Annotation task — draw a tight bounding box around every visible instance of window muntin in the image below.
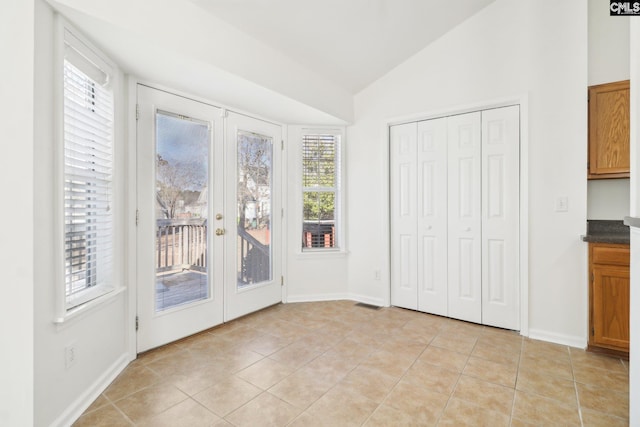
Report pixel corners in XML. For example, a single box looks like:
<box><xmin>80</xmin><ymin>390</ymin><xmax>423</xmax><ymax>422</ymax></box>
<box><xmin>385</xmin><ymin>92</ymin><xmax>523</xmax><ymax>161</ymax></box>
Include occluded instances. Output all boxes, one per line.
<box><xmin>63</xmin><ymin>31</ymin><xmax>115</xmax><ymax>310</ymax></box>
<box><xmin>302</xmin><ymin>133</ymin><xmax>341</xmax><ymax>250</ymax></box>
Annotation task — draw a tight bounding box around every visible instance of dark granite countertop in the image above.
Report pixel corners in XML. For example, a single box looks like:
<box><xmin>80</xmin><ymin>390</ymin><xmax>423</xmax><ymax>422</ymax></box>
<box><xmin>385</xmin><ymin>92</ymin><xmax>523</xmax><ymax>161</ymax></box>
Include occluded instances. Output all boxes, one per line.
<box><xmin>582</xmin><ymin>220</ymin><xmax>630</xmax><ymax>244</ymax></box>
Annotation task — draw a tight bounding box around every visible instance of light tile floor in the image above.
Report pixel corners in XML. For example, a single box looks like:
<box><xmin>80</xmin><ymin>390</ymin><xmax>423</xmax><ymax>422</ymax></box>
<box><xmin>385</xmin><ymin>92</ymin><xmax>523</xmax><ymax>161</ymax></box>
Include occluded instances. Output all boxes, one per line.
<box><xmin>74</xmin><ymin>301</ymin><xmax>630</xmax><ymax>426</ymax></box>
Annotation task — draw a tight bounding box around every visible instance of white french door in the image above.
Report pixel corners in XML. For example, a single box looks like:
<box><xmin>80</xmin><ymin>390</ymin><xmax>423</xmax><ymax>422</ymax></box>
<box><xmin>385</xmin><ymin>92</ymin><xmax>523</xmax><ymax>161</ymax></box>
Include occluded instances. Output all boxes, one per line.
<box><xmin>136</xmin><ymin>86</ymin><xmax>283</xmax><ymax>352</ymax></box>
<box><xmin>224</xmin><ymin>111</ymin><xmax>283</xmax><ymax>321</ymax></box>
<box><xmin>136</xmin><ymin>85</ymin><xmax>224</xmax><ymax>352</ymax></box>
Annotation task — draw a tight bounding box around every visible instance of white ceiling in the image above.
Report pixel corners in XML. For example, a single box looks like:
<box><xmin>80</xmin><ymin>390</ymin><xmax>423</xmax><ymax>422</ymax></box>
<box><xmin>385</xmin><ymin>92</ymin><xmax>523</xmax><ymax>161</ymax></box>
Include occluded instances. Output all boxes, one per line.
<box><xmin>190</xmin><ymin>0</ymin><xmax>496</xmax><ymax>93</ymax></box>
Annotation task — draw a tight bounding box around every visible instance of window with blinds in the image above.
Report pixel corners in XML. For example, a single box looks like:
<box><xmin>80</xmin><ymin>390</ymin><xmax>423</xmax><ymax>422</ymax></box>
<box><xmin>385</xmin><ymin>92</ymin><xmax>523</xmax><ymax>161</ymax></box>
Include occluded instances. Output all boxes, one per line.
<box><xmin>63</xmin><ymin>30</ymin><xmax>115</xmax><ymax>309</ymax></box>
<box><xmin>302</xmin><ymin>133</ymin><xmax>340</xmax><ymax>249</ymax></box>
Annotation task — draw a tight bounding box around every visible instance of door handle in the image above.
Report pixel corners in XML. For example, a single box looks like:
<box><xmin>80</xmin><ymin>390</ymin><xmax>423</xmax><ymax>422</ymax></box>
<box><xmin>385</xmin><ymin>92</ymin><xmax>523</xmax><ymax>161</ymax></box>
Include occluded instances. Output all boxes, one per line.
<box><xmin>215</xmin><ymin>228</ymin><xmax>225</xmax><ymax>236</ymax></box>
<box><xmin>216</xmin><ymin>213</ymin><xmax>223</xmax><ymax>220</ymax></box>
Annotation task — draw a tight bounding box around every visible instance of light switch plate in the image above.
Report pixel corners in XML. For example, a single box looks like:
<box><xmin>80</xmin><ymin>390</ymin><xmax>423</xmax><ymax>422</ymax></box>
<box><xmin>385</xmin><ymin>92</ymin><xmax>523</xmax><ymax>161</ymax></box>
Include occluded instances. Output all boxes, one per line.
<box><xmin>555</xmin><ymin>196</ymin><xmax>569</xmax><ymax>212</ymax></box>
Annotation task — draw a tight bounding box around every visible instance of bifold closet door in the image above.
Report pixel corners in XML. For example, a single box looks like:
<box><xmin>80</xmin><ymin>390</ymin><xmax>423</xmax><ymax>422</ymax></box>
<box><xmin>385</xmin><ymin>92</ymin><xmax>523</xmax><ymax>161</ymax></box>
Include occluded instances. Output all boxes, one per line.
<box><xmin>417</xmin><ymin>118</ymin><xmax>448</xmax><ymax>315</ymax></box>
<box><xmin>481</xmin><ymin>105</ymin><xmax>520</xmax><ymax>330</ymax></box>
<box><xmin>447</xmin><ymin>112</ymin><xmax>482</xmax><ymax>324</ymax></box>
<box><xmin>390</xmin><ymin>122</ymin><xmax>418</xmax><ymax>310</ymax></box>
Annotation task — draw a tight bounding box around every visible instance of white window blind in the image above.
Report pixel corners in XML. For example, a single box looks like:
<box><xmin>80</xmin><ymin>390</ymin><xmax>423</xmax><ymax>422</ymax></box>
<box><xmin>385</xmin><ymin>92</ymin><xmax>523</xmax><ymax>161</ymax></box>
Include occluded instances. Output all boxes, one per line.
<box><xmin>302</xmin><ymin>133</ymin><xmax>341</xmax><ymax>249</ymax></box>
<box><xmin>63</xmin><ymin>35</ymin><xmax>114</xmax><ymax>309</ymax></box>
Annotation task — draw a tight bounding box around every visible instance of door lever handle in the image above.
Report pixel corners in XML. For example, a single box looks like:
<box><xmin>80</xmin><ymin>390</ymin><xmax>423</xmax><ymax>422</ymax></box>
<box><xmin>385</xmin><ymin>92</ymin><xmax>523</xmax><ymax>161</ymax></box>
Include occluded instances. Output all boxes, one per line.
<box><xmin>215</xmin><ymin>228</ymin><xmax>225</xmax><ymax>236</ymax></box>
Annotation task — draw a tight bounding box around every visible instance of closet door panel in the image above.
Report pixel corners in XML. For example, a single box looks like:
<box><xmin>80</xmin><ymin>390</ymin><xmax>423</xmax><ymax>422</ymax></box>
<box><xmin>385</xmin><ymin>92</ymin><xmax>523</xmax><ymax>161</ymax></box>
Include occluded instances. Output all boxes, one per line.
<box><xmin>390</xmin><ymin>122</ymin><xmax>418</xmax><ymax>310</ymax></box>
<box><xmin>417</xmin><ymin>118</ymin><xmax>448</xmax><ymax>315</ymax></box>
<box><xmin>447</xmin><ymin>112</ymin><xmax>482</xmax><ymax>324</ymax></box>
<box><xmin>481</xmin><ymin>106</ymin><xmax>520</xmax><ymax>330</ymax></box>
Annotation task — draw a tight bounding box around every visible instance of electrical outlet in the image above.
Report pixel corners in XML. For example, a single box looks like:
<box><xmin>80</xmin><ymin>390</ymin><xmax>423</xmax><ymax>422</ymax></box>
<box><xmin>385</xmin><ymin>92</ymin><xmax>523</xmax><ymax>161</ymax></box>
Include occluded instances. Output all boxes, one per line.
<box><xmin>65</xmin><ymin>343</ymin><xmax>77</xmax><ymax>369</ymax></box>
<box><xmin>374</xmin><ymin>270</ymin><xmax>381</xmax><ymax>280</ymax></box>
<box><xmin>555</xmin><ymin>196</ymin><xmax>568</xmax><ymax>212</ymax></box>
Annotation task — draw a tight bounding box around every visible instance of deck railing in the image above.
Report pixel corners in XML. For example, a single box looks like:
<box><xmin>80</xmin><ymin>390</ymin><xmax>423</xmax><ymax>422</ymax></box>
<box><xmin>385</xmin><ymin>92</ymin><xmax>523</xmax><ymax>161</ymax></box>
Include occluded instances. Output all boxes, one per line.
<box><xmin>156</xmin><ymin>218</ymin><xmax>207</xmax><ymax>273</ymax></box>
<box><xmin>238</xmin><ymin>226</ymin><xmax>270</xmax><ymax>285</ymax></box>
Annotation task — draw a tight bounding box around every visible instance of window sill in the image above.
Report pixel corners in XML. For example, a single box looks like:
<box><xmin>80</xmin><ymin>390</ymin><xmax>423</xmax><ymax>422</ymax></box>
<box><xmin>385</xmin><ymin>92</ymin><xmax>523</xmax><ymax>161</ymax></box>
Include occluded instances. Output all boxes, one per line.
<box><xmin>54</xmin><ymin>286</ymin><xmax>126</xmax><ymax>327</ymax></box>
<box><xmin>296</xmin><ymin>249</ymin><xmax>349</xmax><ymax>260</ymax></box>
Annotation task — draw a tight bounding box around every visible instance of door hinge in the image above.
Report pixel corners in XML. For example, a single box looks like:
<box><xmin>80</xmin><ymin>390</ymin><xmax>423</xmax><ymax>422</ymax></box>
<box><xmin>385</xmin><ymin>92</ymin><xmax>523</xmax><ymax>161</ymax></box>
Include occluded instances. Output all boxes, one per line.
<box><xmin>590</xmin><ymin>273</ymin><xmax>594</xmax><ymax>282</ymax></box>
<box><xmin>281</xmin><ymin>208</ymin><xmax>284</xmax><ymax>218</ymax></box>
<box><xmin>281</xmin><ymin>140</ymin><xmax>284</xmax><ymax>150</ymax></box>
<box><xmin>136</xmin><ymin>316</ymin><xmax>139</xmax><ymax>331</ymax></box>
<box><xmin>136</xmin><ymin>209</ymin><xmax>139</xmax><ymax>226</ymax></box>
<box><xmin>281</xmin><ymin>276</ymin><xmax>284</xmax><ymax>287</ymax></box>
<box><xmin>591</xmin><ymin>326</ymin><xmax>594</xmax><ymax>336</ymax></box>
<box><xmin>136</xmin><ymin>104</ymin><xmax>139</xmax><ymax>121</ymax></box>
<box><xmin>221</xmin><ymin>108</ymin><xmax>228</xmax><ymax>118</ymax></box>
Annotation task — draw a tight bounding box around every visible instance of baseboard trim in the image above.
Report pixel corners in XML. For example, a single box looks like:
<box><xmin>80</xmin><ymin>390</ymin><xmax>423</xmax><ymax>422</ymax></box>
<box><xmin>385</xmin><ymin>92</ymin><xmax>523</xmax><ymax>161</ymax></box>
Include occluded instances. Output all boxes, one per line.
<box><xmin>285</xmin><ymin>293</ymin><xmax>386</xmax><ymax>308</ymax></box>
<box><xmin>528</xmin><ymin>328</ymin><xmax>587</xmax><ymax>349</ymax></box>
<box><xmin>286</xmin><ymin>293</ymin><xmax>351</xmax><ymax>303</ymax></box>
<box><xmin>51</xmin><ymin>353</ymin><xmax>130</xmax><ymax>427</ymax></box>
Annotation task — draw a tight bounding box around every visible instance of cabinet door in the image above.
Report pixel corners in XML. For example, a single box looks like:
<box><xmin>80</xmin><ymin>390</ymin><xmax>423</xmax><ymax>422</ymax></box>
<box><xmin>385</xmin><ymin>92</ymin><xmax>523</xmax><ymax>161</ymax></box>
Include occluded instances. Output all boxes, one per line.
<box><xmin>588</xmin><ymin>80</ymin><xmax>630</xmax><ymax>178</ymax></box>
<box><xmin>481</xmin><ymin>106</ymin><xmax>520</xmax><ymax>330</ymax></box>
<box><xmin>390</xmin><ymin>122</ymin><xmax>418</xmax><ymax>310</ymax></box>
<box><xmin>447</xmin><ymin>112</ymin><xmax>481</xmax><ymax>324</ymax></box>
<box><xmin>417</xmin><ymin>118</ymin><xmax>448</xmax><ymax>316</ymax></box>
<box><xmin>592</xmin><ymin>266</ymin><xmax>630</xmax><ymax>351</ymax></box>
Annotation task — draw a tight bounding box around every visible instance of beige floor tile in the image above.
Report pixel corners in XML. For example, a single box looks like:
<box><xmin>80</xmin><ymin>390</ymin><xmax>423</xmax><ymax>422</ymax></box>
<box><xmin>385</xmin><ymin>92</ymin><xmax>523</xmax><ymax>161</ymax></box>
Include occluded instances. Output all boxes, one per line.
<box><xmin>475</xmin><ymin>333</ymin><xmax>523</xmax><ymax>354</ymax></box>
<box><xmin>137</xmin><ymin>343</ymin><xmax>184</xmax><ymax>366</ymax></box>
<box><xmin>572</xmin><ymin>364</ymin><xmax>629</xmax><ymax>394</ymax></box>
<box><xmin>438</xmin><ymin>397</ymin><xmax>510</xmax><ymax>427</ymax></box>
<box><xmin>576</xmin><ymin>382</ymin><xmax>629</xmax><ymax>419</ymax></box>
<box><xmin>570</xmin><ymin>348</ymin><xmax>628</xmax><ymax>374</ymax></box>
<box><xmin>225</xmin><ymin>392</ymin><xmax>301</xmax><ymax>427</ymax></box>
<box><xmin>512</xmin><ymin>390</ymin><xmax>581</xmax><ymax>426</ymax></box>
<box><xmin>83</xmin><ymin>394</ymin><xmax>110</xmax><ymax>414</ymax></box>
<box><xmin>214</xmin><ymin>347</ymin><xmax>264</xmax><ymax>373</ymax></box>
<box><xmin>404</xmin><ymin>359</ymin><xmax>460</xmax><ymax>395</ymax></box>
<box><xmin>163</xmin><ymin>358</ymin><xmax>232</xmax><ymax>396</ymax></box>
<box><xmin>192</xmin><ymin>376</ymin><xmax>262</xmax><ymax>417</ymax></box>
<box><xmin>235</xmin><ymin>357</ymin><xmax>295</xmax><ymax>389</ymax></box>
<box><xmin>136</xmin><ymin>398</ymin><xmax>220</xmax><ymax>427</ymax></box>
<box><xmin>145</xmin><ymin>350</ymin><xmax>209</xmax><ymax>377</ymax></box>
<box><xmin>418</xmin><ymin>345</ymin><xmax>469</xmax><ymax>373</ymax></box>
<box><xmin>359</xmin><ymin>349</ymin><xmax>415</xmax><ymax>378</ymax></box>
<box><xmin>581</xmin><ymin>407</ymin><xmax>629</xmax><ymax>426</ymax></box>
<box><xmin>104</xmin><ymin>364</ymin><xmax>161</xmax><ymax>401</ymax></box>
<box><xmin>268</xmin><ymin>341</ymin><xmax>323</xmax><ymax>368</ymax></box>
<box><xmin>302</xmin><ymin>352</ymin><xmax>359</xmax><ymax>384</ymax></box>
<box><xmin>383</xmin><ymin>379</ymin><xmax>449</xmax><ymax>425</ymax></box>
<box><xmin>431</xmin><ymin>332</ymin><xmax>478</xmax><ymax>355</ymax></box>
<box><xmin>523</xmin><ymin>339</ymin><xmax>570</xmax><ymax>359</ymax></box>
<box><xmin>362</xmin><ymin>403</ymin><xmax>426</xmax><ymax>427</ymax></box>
<box><xmin>516</xmin><ymin>369</ymin><xmax>578</xmax><ymax>407</ymax></box>
<box><xmin>304</xmin><ymin>385</ymin><xmax>378</xmax><ymax>426</ymax></box>
<box><xmin>72</xmin><ymin>403</ymin><xmax>132</xmax><ymax>427</ymax></box>
<box><xmin>242</xmin><ymin>333</ymin><xmax>292</xmax><ymax>356</ymax></box>
<box><xmin>471</xmin><ymin>340</ymin><xmax>520</xmax><ymax>368</ymax></box>
<box><xmin>519</xmin><ymin>353</ymin><xmax>574</xmax><ymax>380</ymax></box>
<box><xmin>338</xmin><ymin>365</ymin><xmax>399</xmax><ymax>403</ymax></box>
<box><xmin>463</xmin><ymin>356</ymin><xmax>517</xmax><ymax>388</ymax></box>
<box><xmin>268</xmin><ymin>369</ymin><xmax>336</xmax><ymax>409</ymax></box>
<box><xmin>452</xmin><ymin>375</ymin><xmax>514</xmax><ymax>415</ymax></box>
<box><xmin>114</xmin><ymin>383</ymin><xmax>189</xmax><ymax>423</ymax></box>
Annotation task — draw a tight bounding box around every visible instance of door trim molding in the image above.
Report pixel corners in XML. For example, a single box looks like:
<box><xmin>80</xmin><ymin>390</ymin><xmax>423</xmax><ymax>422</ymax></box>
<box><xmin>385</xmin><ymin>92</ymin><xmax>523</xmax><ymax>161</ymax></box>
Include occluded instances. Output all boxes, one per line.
<box><xmin>383</xmin><ymin>94</ymin><xmax>530</xmax><ymax>336</ymax></box>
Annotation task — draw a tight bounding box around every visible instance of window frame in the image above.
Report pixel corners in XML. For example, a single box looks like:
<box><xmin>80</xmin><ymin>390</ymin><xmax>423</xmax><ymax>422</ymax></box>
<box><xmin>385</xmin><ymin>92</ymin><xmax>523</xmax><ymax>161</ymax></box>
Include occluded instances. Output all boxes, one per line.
<box><xmin>299</xmin><ymin>128</ymin><xmax>346</xmax><ymax>253</ymax></box>
<box><xmin>54</xmin><ymin>17</ymin><xmax>123</xmax><ymax>322</ymax></box>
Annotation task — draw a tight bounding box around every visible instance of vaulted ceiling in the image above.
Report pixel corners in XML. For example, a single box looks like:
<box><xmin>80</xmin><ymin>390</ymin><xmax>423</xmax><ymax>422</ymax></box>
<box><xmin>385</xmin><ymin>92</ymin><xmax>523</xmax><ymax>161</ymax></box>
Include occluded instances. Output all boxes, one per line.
<box><xmin>49</xmin><ymin>0</ymin><xmax>496</xmax><ymax>123</ymax></box>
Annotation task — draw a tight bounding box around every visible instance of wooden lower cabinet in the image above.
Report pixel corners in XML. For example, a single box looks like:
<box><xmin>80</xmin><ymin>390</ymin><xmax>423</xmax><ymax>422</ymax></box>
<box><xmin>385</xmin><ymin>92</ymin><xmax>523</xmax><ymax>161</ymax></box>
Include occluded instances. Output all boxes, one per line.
<box><xmin>589</xmin><ymin>243</ymin><xmax>630</xmax><ymax>355</ymax></box>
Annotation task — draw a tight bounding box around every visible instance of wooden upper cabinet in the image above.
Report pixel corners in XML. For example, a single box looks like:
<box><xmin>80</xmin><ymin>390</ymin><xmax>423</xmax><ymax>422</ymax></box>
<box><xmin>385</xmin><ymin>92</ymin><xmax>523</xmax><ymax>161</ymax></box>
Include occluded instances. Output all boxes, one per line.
<box><xmin>588</xmin><ymin>80</ymin><xmax>630</xmax><ymax>179</ymax></box>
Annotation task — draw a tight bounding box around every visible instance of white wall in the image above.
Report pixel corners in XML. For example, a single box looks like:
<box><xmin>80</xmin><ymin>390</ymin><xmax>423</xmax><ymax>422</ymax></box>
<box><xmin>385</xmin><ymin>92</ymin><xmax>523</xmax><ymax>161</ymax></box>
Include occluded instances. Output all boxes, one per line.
<box><xmin>0</xmin><ymin>1</ymin><xmax>35</xmax><ymax>425</ymax></box>
<box><xmin>347</xmin><ymin>0</ymin><xmax>589</xmax><ymax>346</ymax></box>
<box><xmin>33</xmin><ymin>2</ymin><xmax>131</xmax><ymax>426</ymax></box>
<box><xmin>587</xmin><ymin>0</ymin><xmax>630</xmax><ymax>220</ymax></box>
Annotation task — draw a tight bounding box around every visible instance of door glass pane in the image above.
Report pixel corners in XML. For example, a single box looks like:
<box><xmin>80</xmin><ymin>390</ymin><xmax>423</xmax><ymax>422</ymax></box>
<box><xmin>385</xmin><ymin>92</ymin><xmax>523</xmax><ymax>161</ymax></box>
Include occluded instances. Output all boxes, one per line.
<box><xmin>155</xmin><ymin>111</ymin><xmax>210</xmax><ymax>311</ymax></box>
<box><xmin>237</xmin><ymin>130</ymin><xmax>272</xmax><ymax>288</ymax></box>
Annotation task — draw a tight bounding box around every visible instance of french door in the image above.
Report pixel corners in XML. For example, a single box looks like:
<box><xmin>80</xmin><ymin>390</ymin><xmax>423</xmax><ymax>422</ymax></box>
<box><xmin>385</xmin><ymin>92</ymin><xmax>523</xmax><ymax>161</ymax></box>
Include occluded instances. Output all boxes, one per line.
<box><xmin>136</xmin><ymin>86</ymin><xmax>282</xmax><ymax>352</ymax></box>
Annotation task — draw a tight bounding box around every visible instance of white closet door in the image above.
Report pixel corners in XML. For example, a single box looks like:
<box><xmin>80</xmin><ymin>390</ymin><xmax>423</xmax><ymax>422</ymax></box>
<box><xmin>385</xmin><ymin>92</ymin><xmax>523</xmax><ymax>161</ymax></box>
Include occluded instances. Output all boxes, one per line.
<box><xmin>390</xmin><ymin>122</ymin><xmax>418</xmax><ymax>310</ymax></box>
<box><xmin>417</xmin><ymin>118</ymin><xmax>448</xmax><ymax>315</ymax></box>
<box><xmin>447</xmin><ymin>112</ymin><xmax>482</xmax><ymax>323</ymax></box>
<box><xmin>481</xmin><ymin>105</ymin><xmax>520</xmax><ymax>330</ymax></box>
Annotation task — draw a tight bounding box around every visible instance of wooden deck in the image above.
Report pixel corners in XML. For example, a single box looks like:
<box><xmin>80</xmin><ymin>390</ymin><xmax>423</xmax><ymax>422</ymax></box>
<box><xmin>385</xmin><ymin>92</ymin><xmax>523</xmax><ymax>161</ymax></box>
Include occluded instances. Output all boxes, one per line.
<box><xmin>156</xmin><ymin>270</ymin><xmax>208</xmax><ymax>311</ymax></box>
